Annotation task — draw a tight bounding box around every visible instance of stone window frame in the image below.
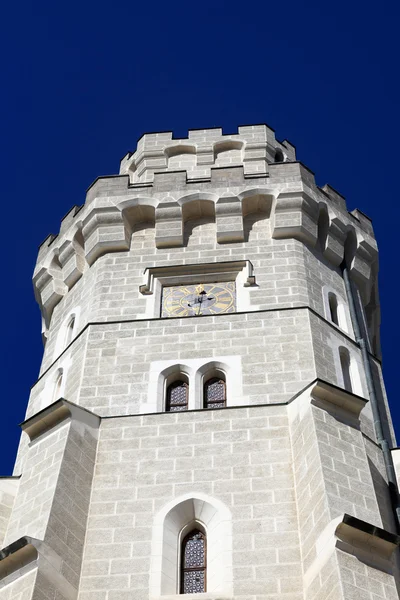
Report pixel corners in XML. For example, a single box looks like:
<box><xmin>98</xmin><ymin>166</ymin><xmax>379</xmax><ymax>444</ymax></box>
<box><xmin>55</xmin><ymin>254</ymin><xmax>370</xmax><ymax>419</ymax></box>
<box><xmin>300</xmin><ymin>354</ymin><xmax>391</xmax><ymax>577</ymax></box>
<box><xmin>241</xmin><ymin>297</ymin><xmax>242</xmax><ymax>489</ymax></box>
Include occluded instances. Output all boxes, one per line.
<box><xmin>40</xmin><ymin>356</ymin><xmax>72</xmax><ymax>411</ymax></box>
<box><xmin>138</xmin><ymin>260</ymin><xmax>256</xmax><ymax>319</ymax></box>
<box><xmin>53</xmin><ymin>306</ymin><xmax>81</xmax><ymax>360</ymax></box>
<box><xmin>336</xmin><ymin>345</ymin><xmax>363</xmax><ymax>396</ymax></box>
<box><xmin>322</xmin><ymin>285</ymin><xmax>352</xmax><ymax>336</ymax></box>
<box><xmin>149</xmin><ymin>493</ymin><xmax>233</xmax><ymax>598</ymax></box>
<box><xmin>142</xmin><ymin>357</ymin><xmax>243</xmax><ymax>415</ymax></box>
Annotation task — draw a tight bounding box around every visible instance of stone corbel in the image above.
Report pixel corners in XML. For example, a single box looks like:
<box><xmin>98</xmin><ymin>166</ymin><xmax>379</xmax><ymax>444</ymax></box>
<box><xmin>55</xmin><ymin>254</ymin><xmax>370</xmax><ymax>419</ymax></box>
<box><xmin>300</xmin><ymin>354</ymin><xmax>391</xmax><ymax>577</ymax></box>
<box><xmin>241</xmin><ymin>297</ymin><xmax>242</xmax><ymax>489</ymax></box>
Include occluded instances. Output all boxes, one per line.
<box><xmin>21</xmin><ymin>398</ymin><xmax>100</xmax><ymax>442</ymax></box>
<box><xmin>336</xmin><ymin>513</ymin><xmax>400</xmax><ymax>564</ymax></box>
<box><xmin>155</xmin><ymin>200</ymin><xmax>183</xmax><ymax>248</ymax></box>
<box><xmin>0</xmin><ymin>536</ymin><xmax>78</xmax><ymax>599</ymax></box>
<box><xmin>310</xmin><ymin>379</ymin><xmax>367</xmax><ymax>419</ymax></box>
<box><xmin>216</xmin><ymin>196</ymin><xmax>244</xmax><ymax>243</ymax></box>
<box><xmin>33</xmin><ymin>265</ymin><xmax>67</xmax><ymax>327</ymax></box>
<box><xmin>58</xmin><ymin>236</ymin><xmax>86</xmax><ymax>289</ymax></box>
<box><xmin>82</xmin><ymin>206</ymin><xmax>131</xmax><ymax>266</ymax></box>
<box><xmin>351</xmin><ymin>237</ymin><xmax>378</xmax><ymax>300</ymax></box>
<box><xmin>323</xmin><ymin>215</ymin><xmax>347</xmax><ymax>266</ymax></box>
<box><xmin>272</xmin><ymin>191</ymin><xmax>319</xmax><ymax>246</ymax></box>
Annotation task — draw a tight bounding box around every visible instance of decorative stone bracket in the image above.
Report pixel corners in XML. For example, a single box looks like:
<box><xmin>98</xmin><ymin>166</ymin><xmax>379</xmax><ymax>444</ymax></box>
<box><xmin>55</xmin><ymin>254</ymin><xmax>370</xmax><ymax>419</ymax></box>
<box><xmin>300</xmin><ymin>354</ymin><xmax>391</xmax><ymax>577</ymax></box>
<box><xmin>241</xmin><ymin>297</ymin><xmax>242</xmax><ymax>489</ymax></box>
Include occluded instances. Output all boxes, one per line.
<box><xmin>21</xmin><ymin>398</ymin><xmax>100</xmax><ymax>442</ymax></box>
<box><xmin>0</xmin><ymin>536</ymin><xmax>77</xmax><ymax>599</ymax></box>
<box><xmin>336</xmin><ymin>513</ymin><xmax>400</xmax><ymax>563</ymax></box>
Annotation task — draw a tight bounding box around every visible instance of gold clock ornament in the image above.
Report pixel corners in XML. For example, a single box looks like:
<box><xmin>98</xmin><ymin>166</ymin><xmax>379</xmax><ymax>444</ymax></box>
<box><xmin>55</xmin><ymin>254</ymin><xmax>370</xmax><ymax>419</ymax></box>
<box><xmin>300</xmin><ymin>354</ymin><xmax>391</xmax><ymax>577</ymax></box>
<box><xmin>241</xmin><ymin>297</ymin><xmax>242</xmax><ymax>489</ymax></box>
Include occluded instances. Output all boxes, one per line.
<box><xmin>161</xmin><ymin>282</ymin><xmax>235</xmax><ymax>317</ymax></box>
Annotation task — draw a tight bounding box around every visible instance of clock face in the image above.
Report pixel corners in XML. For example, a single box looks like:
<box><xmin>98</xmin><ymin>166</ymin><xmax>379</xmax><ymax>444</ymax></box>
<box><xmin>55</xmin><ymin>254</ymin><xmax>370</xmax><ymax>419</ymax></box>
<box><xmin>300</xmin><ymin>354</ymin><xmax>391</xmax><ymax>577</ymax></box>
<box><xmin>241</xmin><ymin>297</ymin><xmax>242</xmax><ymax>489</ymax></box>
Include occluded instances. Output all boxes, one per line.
<box><xmin>161</xmin><ymin>282</ymin><xmax>235</xmax><ymax>318</ymax></box>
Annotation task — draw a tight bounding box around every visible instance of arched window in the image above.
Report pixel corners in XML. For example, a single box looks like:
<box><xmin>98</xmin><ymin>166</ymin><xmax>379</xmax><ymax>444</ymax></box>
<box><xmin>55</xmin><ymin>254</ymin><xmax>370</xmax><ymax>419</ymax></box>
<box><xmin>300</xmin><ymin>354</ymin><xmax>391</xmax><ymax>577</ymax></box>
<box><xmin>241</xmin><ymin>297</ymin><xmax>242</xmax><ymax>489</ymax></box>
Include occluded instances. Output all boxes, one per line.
<box><xmin>328</xmin><ymin>293</ymin><xmax>339</xmax><ymax>326</ymax></box>
<box><xmin>166</xmin><ymin>381</ymin><xmax>188</xmax><ymax>412</ymax></box>
<box><xmin>52</xmin><ymin>369</ymin><xmax>63</xmax><ymax>403</ymax></box>
<box><xmin>64</xmin><ymin>315</ymin><xmax>75</xmax><ymax>347</ymax></box>
<box><xmin>181</xmin><ymin>529</ymin><xmax>206</xmax><ymax>594</ymax></box>
<box><xmin>204</xmin><ymin>377</ymin><xmax>226</xmax><ymax>409</ymax></box>
<box><xmin>339</xmin><ymin>348</ymin><xmax>352</xmax><ymax>392</ymax></box>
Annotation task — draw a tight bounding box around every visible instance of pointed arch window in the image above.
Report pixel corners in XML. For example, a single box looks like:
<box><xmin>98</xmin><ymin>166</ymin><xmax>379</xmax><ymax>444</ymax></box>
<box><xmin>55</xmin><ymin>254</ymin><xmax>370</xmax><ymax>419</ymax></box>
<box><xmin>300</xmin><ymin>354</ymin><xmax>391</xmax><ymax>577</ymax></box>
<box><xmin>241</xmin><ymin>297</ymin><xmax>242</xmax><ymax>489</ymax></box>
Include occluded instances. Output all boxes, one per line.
<box><xmin>339</xmin><ymin>348</ymin><xmax>352</xmax><ymax>392</ymax></box>
<box><xmin>52</xmin><ymin>370</ymin><xmax>63</xmax><ymax>403</ymax></box>
<box><xmin>64</xmin><ymin>315</ymin><xmax>75</xmax><ymax>347</ymax></box>
<box><xmin>204</xmin><ymin>377</ymin><xmax>226</xmax><ymax>409</ymax></box>
<box><xmin>328</xmin><ymin>293</ymin><xmax>339</xmax><ymax>326</ymax></box>
<box><xmin>181</xmin><ymin>529</ymin><xmax>206</xmax><ymax>594</ymax></box>
<box><xmin>166</xmin><ymin>381</ymin><xmax>188</xmax><ymax>412</ymax></box>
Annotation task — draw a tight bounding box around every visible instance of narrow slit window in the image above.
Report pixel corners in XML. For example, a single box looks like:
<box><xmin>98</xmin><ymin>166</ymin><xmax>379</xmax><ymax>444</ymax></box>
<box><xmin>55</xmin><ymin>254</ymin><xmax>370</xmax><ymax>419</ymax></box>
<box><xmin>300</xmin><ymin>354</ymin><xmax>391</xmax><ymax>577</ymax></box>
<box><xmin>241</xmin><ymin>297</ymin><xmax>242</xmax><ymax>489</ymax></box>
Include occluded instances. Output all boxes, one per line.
<box><xmin>52</xmin><ymin>370</ymin><xmax>63</xmax><ymax>403</ymax></box>
<box><xmin>181</xmin><ymin>529</ymin><xmax>206</xmax><ymax>594</ymax></box>
<box><xmin>328</xmin><ymin>293</ymin><xmax>339</xmax><ymax>326</ymax></box>
<box><xmin>65</xmin><ymin>316</ymin><xmax>75</xmax><ymax>347</ymax></box>
<box><xmin>166</xmin><ymin>381</ymin><xmax>188</xmax><ymax>412</ymax></box>
<box><xmin>204</xmin><ymin>377</ymin><xmax>226</xmax><ymax>409</ymax></box>
<box><xmin>340</xmin><ymin>349</ymin><xmax>352</xmax><ymax>392</ymax></box>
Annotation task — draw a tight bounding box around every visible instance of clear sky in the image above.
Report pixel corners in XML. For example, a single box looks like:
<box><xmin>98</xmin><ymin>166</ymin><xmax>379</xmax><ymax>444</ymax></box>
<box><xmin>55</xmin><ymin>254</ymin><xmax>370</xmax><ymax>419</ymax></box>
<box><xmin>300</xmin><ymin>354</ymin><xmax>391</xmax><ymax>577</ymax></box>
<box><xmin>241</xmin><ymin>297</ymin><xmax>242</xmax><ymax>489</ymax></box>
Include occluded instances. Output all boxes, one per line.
<box><xmin>1</xmin><ymin>0</ymin><xmax>399</xmax><ymax>473</ymax></box>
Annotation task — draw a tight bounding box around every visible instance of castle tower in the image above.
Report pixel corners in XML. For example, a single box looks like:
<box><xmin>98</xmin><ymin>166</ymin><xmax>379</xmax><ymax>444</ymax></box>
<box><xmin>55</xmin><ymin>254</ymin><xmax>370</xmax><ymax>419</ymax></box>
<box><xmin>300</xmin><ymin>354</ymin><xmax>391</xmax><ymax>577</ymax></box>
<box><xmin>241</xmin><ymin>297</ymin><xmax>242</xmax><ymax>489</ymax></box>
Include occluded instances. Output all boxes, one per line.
<box><xmin>1</xmin><ymin>123</ymin><xmax>400</xmax><ymax>600</ymax></box>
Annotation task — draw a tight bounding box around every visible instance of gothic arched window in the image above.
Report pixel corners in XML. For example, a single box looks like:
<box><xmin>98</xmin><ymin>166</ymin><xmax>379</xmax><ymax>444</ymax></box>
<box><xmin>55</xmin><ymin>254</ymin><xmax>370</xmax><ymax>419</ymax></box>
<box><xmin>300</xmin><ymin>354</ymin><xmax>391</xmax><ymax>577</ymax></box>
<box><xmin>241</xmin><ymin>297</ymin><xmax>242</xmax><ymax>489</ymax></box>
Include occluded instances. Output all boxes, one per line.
<box><xmin>166</xmin><ymin>381</ymin><xmax>188</xmax><ymax>412</ymax></box>
<box><xmin>204</xmin><ymin>377</ymin><xmax>226</xmax><ymax>409</ymax></box>
<box><xmin>339</xmin><ymin>348</ymin><xmax>352</xmax><ymax>392</ymax></box>
<box><xmin>181</xmin><ymin>529</ymin><xmax>206</xmax><ymax>594</ymax></box>
<box><xmin>65</xmin><ymin>315</ymin><xmax>75</xmax><ymax>348</ymax></box>
<box><xmin>52</xmin><ymin>369</ymin><xmax>63</xmax><ymax>403</ymax></box>
<box><xmin>328</xmin><ymin>293</ymin><xmax>339</xmax><ymax>326</ymax></box>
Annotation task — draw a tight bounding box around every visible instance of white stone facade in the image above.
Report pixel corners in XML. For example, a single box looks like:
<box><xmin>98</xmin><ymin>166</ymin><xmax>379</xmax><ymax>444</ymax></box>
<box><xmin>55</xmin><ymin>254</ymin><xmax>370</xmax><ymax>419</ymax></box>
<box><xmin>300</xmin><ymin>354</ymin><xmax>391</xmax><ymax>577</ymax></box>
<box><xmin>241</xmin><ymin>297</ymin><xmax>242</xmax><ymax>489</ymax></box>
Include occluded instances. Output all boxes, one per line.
<box><xmin>1</xmin><ymin>124</ymin><xmax>399</xmax><ymax>600</ymax></box>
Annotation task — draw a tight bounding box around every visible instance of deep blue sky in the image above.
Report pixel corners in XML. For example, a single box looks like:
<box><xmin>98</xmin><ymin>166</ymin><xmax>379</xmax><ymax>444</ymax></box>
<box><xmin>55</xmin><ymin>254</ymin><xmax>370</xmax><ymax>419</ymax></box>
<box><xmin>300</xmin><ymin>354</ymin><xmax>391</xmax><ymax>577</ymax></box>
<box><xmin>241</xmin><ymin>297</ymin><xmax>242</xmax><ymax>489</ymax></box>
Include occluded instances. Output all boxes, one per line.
<box><xmin>1</xmin><ymin>0</ymin><xmax>399</xmax><ymax>473</ymax></box>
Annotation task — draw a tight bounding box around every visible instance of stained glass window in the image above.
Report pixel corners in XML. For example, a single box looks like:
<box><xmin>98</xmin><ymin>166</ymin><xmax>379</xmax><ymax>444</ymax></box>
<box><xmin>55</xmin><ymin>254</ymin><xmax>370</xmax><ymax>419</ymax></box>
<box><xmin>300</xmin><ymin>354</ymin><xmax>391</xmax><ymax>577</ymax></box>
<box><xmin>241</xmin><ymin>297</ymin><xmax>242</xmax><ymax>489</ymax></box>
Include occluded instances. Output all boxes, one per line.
<box><xmin>166</xmin><ymin>381</ymin><xmax>188</xmax><ymax>412</ymax></box>
<box><xmin>204</xmin><ymin>377</ymin><xmax>226</xmax><ymax>409</ymax></box>
<box><xmin>181</xmin><ymin>529</ymin><xmax>206</xmax><ymax>594</ymax></box>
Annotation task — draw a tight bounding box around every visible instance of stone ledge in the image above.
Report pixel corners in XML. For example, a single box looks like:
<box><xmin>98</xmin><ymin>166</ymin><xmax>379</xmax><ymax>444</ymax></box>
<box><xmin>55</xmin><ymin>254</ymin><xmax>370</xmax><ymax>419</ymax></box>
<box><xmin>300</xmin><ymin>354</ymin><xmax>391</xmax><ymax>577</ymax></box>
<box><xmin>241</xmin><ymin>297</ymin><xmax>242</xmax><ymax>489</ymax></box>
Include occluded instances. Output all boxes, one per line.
<box><xmin>20</xmin><ymin>398</ymin><xmax>100</xmax><ymax>442</ymax></box>
<box><xmin>0</xmin><ymin>536</ymin><xmax>77</xmax><ymax>599</ymax></box>
<box><xmin>140</xmin><ymin>260</ymin><xmax>256</xmax><ymax>296</ymax></box>
<box><xmin>0</xmin><ymin>537</ymin><xmax>37</xmax><ymax>581</ymax></box>
<box><xmin>311</xmin><ymin>379</ymin><xmax>367</xmax><ymax>418</ymax></box>
<box><xmin>336</xmin><ymin>513</ymin><xmax>400</xmax><ymax>560</ymax></box>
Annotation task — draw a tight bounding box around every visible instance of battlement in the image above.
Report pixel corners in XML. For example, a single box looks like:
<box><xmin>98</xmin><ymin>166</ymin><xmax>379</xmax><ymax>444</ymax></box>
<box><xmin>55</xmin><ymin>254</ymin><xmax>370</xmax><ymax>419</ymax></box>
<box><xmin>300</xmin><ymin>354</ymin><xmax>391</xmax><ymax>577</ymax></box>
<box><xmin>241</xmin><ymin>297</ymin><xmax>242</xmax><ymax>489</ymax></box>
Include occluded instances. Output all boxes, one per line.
<box><xmin>33</xmin><ymin>125</ymin><xmax>379</xmax><ymax>333</ymax></box>
<box><xmin>119</xmin><ymin>124</ymin><xmax>297</xmax><ymax>183</ymax></box>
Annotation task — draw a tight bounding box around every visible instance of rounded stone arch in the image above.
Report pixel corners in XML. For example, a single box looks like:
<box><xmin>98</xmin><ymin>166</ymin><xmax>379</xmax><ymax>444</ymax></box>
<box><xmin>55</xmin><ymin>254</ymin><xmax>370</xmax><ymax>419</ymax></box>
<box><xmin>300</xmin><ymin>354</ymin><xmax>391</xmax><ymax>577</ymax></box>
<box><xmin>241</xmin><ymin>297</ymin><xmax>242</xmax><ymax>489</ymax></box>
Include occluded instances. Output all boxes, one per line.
<box><xmin>213</xmin><ymin>138</ymin><xmax>244</xmax><ymax>164</ymax></box>
<box><xmin>164</xmin><ymin>144</ymin><xmax>197</xmax><ymax>169</ymax></box>
<box><xmin>53</xmin><ymin>305</ymin><xmax>81</xmax><ymax>359</ymax></box>
<box><xmin>150</xmin><ymin>492</ymin><xmax>233</xmax><ymax>597</ymax></box>
<box><xmin>337</xmin><ymin>345</ymin><xmax>363</xmax><ymax>396</ymax></box>
<box><xmin>194</xmin><ymin>358</ymin><xmax>243</xmax><ymax>409</ymax></box>
<box><xmin>238</xmin><ymin>188</ymin><xmax>275</xmax><ymax>240</ymax></box>
<box><xmin>274</xmin><ymin>147</ymin><xmax>286</xmax><ymax>162</ymax></box>
<box><xmin>119</xmin><ymin>197</ymin><xmax>157</xmax><ymax>235</ymax></box>
<box><xmin>195</xmin><ymin>361</ymin><xmax>228</xmax><ymax>409</ymax></box>
<box><xmin>322</xmin><ymin>285</ymin><xmax>352</xmax><ymax>334</ymax></box>
<box><xmin>156</xmin><ymin>363</ymin><xmax>194</xmax><ymax>412</ymax></box>
<box><xmin>238</xmin><ymin>188</ymin><xmax>275</xmax><ymax>218</ymax></box>
<box><xmin>177</xmin><ymin>193</ymin><xmax>217</xmax><ymax>245</ymax></box>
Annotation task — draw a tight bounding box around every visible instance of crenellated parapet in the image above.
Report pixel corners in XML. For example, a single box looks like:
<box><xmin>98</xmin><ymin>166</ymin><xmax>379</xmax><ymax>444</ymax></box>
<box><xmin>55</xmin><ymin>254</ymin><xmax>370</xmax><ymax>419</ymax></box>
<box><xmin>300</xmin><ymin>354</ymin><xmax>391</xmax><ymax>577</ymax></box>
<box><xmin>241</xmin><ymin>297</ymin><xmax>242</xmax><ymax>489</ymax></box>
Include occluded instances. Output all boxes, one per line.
<box><xmin>33</xmin><ymin>127</ymin><xmax>378</xmax><ymax>328</ymax></box>
<box><xmin>119</xmin><ymin>124</ymin><xmax>297</xmax><ymax>183</ymax></box>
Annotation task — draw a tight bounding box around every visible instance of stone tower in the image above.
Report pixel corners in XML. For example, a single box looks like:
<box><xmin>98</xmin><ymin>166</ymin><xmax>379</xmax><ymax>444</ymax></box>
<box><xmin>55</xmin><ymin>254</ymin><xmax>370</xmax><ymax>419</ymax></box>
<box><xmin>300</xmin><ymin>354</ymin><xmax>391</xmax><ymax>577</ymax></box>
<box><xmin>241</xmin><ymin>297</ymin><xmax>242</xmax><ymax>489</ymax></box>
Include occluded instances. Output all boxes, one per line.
<box><xmin>1</xmin><ymin>124</ymin><xmax>400</xmax><ymax>600</ymax></box>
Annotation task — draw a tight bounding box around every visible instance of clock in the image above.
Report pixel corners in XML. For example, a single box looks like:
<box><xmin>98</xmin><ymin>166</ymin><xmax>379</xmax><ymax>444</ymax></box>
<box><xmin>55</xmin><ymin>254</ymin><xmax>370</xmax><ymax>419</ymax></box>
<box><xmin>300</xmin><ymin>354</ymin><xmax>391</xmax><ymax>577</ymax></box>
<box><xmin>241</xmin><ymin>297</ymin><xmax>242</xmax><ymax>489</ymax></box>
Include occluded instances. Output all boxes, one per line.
<box><xmin>161</xmin><ymin>282</ymin><xmax>235</xmax><ymax>317</ymax></box>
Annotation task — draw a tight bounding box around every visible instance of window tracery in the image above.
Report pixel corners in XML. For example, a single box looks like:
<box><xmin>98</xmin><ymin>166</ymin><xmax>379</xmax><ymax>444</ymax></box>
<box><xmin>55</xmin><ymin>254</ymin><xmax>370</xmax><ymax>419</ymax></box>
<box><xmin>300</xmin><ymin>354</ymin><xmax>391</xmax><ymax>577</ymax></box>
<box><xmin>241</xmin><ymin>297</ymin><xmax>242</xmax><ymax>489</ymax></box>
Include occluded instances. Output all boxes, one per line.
<box><xmin>204</xmin><ymin>377</ymin><xmax>226</xmax><ymax>409</ymax></box>
<box><xmin>166</xmin><ymin>381</ymin><xmax>188</xmax><ymax>412</ymax></box>
<box><xmin>181</xmin><ymin>529</ymin><xmax>206</xmax><ymax>594</ymax></box>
